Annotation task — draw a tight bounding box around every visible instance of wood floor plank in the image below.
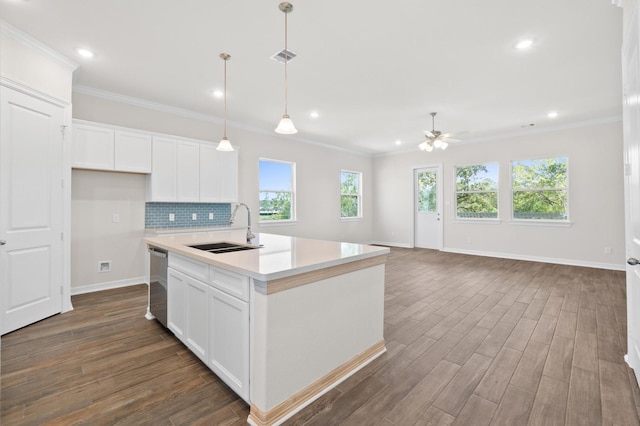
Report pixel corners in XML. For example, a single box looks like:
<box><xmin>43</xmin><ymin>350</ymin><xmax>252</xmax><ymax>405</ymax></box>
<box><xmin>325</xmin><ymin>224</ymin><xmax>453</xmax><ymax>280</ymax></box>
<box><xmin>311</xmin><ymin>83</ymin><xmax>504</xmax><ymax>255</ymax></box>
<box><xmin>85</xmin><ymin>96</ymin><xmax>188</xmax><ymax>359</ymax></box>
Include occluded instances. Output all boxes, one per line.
<box><xmin>600</xmin><ymin>360</ymin><xmax>640</xmax><ymax>426</ymax></box>
<box><xmin>542</xmin><ymin>334</ymin><xmax>575</xmax><ymax>383</ymax></box>
<box><xmin>475</xmin><ymin>321</ymin><xmax>515</xmax><ymax>358</ymax></box>
<box><xmin>504</xmin><ymin>317</ymin><xmax>538</xmax><ymax>352</ymax></box>
<box><xmin>491</xmin><ymin>384</ymin><xmax>536</xmax><ymax>426</ymax></box>
<box><xmin>530</xmin><ymin>314</ymin><xmax>558</xmax><ymax>345</ymax></box>
<box><xmin>577</xmin><ymin>307</ymin><xmax>597</xmax><ymax>333</ymax></box>
<box><xmin>432</xmin><ymin>353</ymin><xmax>493</xmax><ymax>416</ymax></box>
<box><xmin>572</xmin><ymin>330</ymin><xmax>598</xmax><ymax>373</ymax></box>
<box><xmin>565</xmin><ymin>367</ymin><xmax>601</xmax><ymax>426</ymax></box>
<box><xmin>474</xmin><ymin>346</ymin><xmax>522</xmax><ymax>403</ymax></box>
<box><xmin>528</xmin><ymin>375</ymin><xmax>569</xmax><ymax>426</ymax></box>
<box><xmin>451</xmin><ymin>394</ymin><xmax>497</xmax><ymax>426</ymax></box>
<box><xmin>510</xmin><ymin>340</ymin><xmax>550</xmax><ymax>393</ymax></box>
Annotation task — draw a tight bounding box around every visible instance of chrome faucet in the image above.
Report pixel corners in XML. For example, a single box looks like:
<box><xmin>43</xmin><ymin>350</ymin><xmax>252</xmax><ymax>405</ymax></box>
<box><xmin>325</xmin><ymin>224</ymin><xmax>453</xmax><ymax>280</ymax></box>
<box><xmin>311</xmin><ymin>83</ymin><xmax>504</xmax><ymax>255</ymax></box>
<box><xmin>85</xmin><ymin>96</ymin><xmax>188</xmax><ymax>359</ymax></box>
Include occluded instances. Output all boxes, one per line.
<box><xmin>229</xmin><ymin>203</ymin><xmax>255</xmax><ymax>243</ymax></box>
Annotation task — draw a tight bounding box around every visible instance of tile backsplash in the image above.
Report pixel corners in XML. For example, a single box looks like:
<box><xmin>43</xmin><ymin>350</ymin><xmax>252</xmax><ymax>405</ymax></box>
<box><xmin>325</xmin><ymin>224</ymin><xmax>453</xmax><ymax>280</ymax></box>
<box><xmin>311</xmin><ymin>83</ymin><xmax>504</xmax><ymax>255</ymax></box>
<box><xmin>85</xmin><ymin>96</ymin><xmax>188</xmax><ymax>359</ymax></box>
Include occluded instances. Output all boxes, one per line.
<box><xmin>145</xmin><ymin>202</ymin><xmax>232</xmax><ymax>229</ymax></box>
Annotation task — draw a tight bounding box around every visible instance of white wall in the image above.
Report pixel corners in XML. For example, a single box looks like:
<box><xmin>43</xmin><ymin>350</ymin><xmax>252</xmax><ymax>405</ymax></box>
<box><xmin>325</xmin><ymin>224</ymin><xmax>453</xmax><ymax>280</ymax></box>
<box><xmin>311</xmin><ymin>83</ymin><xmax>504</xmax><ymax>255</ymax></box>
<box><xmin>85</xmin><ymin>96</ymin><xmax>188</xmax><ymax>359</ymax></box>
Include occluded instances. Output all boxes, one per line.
<box><xmin>73</xmin><ymin>92</ymin><xmax>373</xmax><ymax>286</ymax></box>
<box><xmin>71</xmin><ymin>169</ymin><xmax>147</xmax><ymax>291</ymax></box>
<box><xmin>373</xmin><ymin>121</ymin><xmax>626</xmax><ymax>269</ymax></box>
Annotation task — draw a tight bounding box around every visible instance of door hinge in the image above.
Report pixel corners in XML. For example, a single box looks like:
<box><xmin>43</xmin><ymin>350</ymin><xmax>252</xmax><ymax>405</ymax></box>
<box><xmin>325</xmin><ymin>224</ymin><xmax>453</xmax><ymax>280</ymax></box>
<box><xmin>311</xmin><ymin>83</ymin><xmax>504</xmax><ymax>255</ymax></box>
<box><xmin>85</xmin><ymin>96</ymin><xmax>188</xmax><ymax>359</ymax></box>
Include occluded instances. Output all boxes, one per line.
<box><xmin>60</xmin><ymin>125</ymin><xmax>67</xmax><ymax>138</ymax></box>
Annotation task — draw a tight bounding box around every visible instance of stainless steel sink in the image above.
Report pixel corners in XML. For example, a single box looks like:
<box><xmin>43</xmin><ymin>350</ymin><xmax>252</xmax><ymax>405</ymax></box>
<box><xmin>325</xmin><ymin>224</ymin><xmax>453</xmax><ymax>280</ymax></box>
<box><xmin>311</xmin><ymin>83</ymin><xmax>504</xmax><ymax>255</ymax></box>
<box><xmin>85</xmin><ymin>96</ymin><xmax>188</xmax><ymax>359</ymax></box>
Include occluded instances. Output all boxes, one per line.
<box><xmin>189</xmin><ymin>242</ymin><xmax>259</xmax><ymax>254</ymax></box>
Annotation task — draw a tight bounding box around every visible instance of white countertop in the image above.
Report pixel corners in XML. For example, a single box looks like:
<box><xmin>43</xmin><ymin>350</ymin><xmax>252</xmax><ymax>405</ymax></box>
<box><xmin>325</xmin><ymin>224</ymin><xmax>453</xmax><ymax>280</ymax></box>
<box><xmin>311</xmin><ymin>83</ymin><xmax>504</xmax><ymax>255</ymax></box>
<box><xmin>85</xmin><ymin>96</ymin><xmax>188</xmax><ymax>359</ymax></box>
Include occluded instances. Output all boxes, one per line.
<box><xmin>144</xmin><ymin>232</ymin><xmax>389</xmax><ymax>281</ymax></box>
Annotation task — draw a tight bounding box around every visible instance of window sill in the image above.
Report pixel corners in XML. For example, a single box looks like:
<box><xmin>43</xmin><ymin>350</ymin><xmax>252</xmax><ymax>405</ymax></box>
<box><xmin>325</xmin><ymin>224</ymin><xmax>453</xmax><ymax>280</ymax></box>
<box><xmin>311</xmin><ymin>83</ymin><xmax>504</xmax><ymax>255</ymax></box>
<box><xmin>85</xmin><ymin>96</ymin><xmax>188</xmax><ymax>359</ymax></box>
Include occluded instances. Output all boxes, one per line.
<box><xmin>341</xmin><ymin>217</ymin><xmax>364</xmax><ymax>222</ymax></box>
<box><xmin>509</xmin><ymin>219</ymin><xmax>573</xmax><ymax>227</ymax></box>
<box><xmin>258</xmin><ymin>220</ymin><xmax>298</xmax><ymax>227</ymax></box>
<box><xmin>452</xmin><ymin>219</ymin><xmax>502</xmax><ymax>225</ymax></box>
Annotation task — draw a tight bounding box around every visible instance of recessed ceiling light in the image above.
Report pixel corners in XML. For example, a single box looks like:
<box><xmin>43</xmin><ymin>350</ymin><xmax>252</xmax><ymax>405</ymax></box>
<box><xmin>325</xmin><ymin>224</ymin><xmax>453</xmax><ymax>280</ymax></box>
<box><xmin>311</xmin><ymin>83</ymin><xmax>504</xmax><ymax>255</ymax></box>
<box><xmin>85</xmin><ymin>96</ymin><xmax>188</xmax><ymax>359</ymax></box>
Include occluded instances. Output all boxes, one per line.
<box><xmin>310</xmin><ymin>111</ymin><xmax>319</xmax><ymax>119</ymax></box>
<box><xmin>515</xmin><ymin>39</ymin><xmax>534</xmax><ymax>50</ymax></box>
<box><xmin>76</xmin><ymin>48</ymin><xmax>94</xmax><ymax>58</ymax></box>
<box><xmin>212</xmin><ymin>90</ymin><xmax>223</xmax><ymax>99</ymax></box>
<box><xmin>395</xmin><ymin>140</ymin><xmax>402</xmax><ymax>146</ymax></box>
<box><xmin>547</xmin><ymin>111</ymin><xmax>559</xmax><ymax>119</ymax></box>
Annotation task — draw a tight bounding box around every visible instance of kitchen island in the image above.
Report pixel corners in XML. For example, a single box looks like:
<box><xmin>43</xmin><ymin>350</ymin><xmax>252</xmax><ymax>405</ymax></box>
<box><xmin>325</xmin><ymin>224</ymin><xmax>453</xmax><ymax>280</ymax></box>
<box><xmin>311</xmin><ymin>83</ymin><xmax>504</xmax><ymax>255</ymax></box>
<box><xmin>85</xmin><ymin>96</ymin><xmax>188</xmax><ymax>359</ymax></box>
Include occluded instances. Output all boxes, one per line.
<box><xmin>144</xmin><ymin>232</ymin><xmax>389</xmax><ymax>426</ymax></box>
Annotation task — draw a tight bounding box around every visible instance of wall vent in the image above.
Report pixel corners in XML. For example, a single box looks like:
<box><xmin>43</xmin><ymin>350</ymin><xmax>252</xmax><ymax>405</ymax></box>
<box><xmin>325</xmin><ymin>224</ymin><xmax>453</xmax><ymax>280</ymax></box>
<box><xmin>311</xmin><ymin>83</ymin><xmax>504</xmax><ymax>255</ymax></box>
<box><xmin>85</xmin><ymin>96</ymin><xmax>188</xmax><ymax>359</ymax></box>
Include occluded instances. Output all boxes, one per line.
<box><xmin>271</xmin><ymin>49</ymin><xmax>297</xmax><ymax>64</ymax></box>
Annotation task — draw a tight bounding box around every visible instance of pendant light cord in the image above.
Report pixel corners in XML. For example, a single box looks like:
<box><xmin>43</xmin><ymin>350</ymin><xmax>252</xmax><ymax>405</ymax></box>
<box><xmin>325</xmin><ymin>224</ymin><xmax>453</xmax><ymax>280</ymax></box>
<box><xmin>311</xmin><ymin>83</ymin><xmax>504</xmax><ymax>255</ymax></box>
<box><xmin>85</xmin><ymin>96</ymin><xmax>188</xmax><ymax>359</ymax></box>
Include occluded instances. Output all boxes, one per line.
<box><xmin>284</xmin><ymin>9</ymin><xmax>289</xmax><ymax>116</ymax></box>
<box><xmin>223</xmin><ymin>56</ymin><xmax>228</xmax><ymax>138</ymax></box>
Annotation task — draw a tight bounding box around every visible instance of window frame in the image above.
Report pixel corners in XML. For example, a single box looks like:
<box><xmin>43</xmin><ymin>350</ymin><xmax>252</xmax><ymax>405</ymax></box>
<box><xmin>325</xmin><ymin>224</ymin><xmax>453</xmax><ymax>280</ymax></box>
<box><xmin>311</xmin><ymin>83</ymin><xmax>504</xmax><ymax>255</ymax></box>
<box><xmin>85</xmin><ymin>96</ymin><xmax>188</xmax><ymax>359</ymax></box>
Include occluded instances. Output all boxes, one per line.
<box><xmin>340</xmin><ymin>170</ymin><xmax>363</xmax><ymax>220</ymax></box>
<box><xmin>509</xmin><ymin>155</ymin><xmax>570</xmax><ymax>224</ymax></box>
<box><xmin>258</xmin><ymin>158</ymin><xmax>296</xmax><ymax>223</ymax></box>
<box><xmin>454</xmin><ymin>162</ymin><xmax>500</xmax><ymax>221</ymax></box>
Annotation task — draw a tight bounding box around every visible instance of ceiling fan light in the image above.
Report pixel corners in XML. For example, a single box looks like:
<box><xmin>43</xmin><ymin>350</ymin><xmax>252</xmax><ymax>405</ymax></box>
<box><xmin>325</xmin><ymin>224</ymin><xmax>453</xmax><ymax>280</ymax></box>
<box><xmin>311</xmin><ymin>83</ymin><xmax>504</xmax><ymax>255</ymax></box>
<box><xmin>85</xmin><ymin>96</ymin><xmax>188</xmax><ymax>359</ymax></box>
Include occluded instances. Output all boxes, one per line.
<box><xmin>433</xmin><ymin>139</ymin><xmax>442</xmax><ymax>148</ymax></box>
<box><xmin>440</xmin><ymin>141</ymin><xmax>449</xmax><ymax>150</ymax></box>
<box><xmin>425</xmin><ymin>144</ymin><xmax>434</xmax><ymax>152</ymax></box>
<box><xmin>275</xmin><ymin>115</ymin><xmax>298</xmax><ymax>134</ymax></box>
<box><xmin>217</xmin><ymin>137</ymin><xmax>234</xmax><ymax>152</ymax></box>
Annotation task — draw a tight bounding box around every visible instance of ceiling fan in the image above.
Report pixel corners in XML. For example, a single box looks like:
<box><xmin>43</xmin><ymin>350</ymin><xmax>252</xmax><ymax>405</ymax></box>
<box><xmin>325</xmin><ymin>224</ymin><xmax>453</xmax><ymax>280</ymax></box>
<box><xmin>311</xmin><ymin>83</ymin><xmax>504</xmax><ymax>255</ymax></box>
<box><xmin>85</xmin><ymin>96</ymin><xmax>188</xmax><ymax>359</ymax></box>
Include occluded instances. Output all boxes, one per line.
<box><xmin>418</xmin><ymin>112</ymin><xmax>459</xmax><ymax>152</ymax></box>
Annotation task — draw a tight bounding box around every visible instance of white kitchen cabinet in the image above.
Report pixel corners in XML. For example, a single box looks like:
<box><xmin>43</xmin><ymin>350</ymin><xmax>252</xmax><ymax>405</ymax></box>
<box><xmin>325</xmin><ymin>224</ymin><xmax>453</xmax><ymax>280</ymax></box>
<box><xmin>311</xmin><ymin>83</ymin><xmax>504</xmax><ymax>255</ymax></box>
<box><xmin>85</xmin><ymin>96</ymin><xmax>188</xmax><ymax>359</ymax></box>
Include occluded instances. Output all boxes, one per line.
<box><xmin>168</xmin><ymin>266</ymin><xmax>209</xmax><ymax>363</ymax></box>
<box><xmin>114</xmin><ymin>130</ymin><xmax>152</xmax><ymax>173</ymax></box>
<box><xmin>72</xmin><ymin>123</ymin><xmax>114</xmax><ymax>170</ymax></box>
<box><xmin>148</xmin><ymin>136</ymin><xmax>177</xmax><ymax>201</ymax></box>
<box><xmin>72</xmin><ymin>122</ymin><xmax>151</xmax><ymax>173</ymax></box>
<box><xmin>167</xmin><ymin>267</ymin><xmax>187</xmax><ymax>342</ymax></box>
<box><xmin>176</xmin><ymin>140</ymin><xmax>200</xmax><ymax>202</ymax></box>
<box><xmin>208</xmin><ymin>285</ymin><xmax>250</xmax><ymax>401</ymax></box>
<box><xmin>200</xmin><ymin>144</ymin><xmax>238</xmax><ymax>203</ymax></box>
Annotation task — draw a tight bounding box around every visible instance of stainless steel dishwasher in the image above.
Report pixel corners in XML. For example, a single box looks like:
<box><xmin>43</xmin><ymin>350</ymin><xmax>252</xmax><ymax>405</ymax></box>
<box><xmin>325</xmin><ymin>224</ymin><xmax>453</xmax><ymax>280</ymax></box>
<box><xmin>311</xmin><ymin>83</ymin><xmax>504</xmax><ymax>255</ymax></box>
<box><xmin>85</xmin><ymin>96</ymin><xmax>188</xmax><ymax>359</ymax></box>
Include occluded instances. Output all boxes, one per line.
<box><xmin>149</xmin><ymin>246</ymin><xmax>168</xmax><ymax>327</ymax></box>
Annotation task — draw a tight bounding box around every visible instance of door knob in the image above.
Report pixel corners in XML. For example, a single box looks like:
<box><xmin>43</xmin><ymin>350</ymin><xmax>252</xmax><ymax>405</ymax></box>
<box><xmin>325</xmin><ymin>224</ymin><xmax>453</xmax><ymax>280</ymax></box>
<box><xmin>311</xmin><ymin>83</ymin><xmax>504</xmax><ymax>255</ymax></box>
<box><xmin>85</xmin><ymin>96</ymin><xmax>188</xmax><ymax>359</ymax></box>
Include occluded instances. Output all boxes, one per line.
<box><xmin>0</xmin><ymin>240</ymin><xmax>6</xmax><ymax>246</ymax></box>
<box><xmin>628</xmin><ymin>257</ymin><xmax>640</xmax><ymax>266</ymax></box>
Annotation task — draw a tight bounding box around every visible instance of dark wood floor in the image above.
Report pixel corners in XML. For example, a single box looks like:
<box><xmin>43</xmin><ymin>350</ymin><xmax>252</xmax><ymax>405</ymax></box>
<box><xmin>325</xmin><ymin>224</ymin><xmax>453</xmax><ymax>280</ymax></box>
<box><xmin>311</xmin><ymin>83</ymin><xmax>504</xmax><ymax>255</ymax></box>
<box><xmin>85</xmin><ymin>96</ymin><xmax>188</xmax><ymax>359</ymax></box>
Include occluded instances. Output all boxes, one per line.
<box><xmin>2</xmin><ymin>248</ymin><xmax>640</xmax><ymax>425</ymax></box>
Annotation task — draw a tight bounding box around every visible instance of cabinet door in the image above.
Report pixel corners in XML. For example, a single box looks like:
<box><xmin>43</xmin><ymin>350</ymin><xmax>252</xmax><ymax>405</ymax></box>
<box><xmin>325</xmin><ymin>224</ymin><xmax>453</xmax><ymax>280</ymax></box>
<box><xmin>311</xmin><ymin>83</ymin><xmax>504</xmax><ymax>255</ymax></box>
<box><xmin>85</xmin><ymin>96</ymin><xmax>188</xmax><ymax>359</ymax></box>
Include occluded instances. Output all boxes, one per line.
<box><xmin>176</xmin><ymin>140</ymin><xmax>200</xmax><ymax>201</ymax></box>
<box><xmin>185</xmin><ymin>276</ymin><xmax>209</xmax><ymax>363</ymax></box>
<box><xmin>167</xmin><ymin>267</ymin><xmax>186</xmax><ymax>342</ymax></box>
<box><xmin>200</xmin><ymin>144</ymin><xmax>238</xmax><ymax>203</ymax></box>
<box><xmin>199</xmin><ymin>143</ymin><xmax>217</xmax><ymax>202</ymax></box>
<box><xmin>214</xmin><ymin>148</ymin><xmax>238</xmax><ymax>202</ymax></box>
<box><xmin>114</xmin><ymin>130</ymin><xmax>152</xmax><ymax>173</ymax></box>
<box><xmin>208</xmin><ymin>286</ymin><xmax>250</xmax><ymax>401</ymax></box>
<box><xmin>149</xmin><ymin>136</ymin><xmax>177</xmax><ymax>201</ymax></box>
<box><xmin>72</xmin><ymin>123</ymin><xmax>114</xmax><ymax>170</ymax></box>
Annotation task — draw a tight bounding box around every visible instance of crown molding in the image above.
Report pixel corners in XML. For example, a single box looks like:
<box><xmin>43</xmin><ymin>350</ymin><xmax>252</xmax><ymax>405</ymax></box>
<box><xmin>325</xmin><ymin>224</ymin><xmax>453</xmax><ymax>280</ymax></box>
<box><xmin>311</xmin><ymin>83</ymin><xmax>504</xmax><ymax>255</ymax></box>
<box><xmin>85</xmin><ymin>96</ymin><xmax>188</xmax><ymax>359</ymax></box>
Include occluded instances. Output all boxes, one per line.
<box><xmin>0</xmin><ymin>20</ymin><xmax>77</xmax><ymax>71</ymax></box>
<box><xmin>374</xmin><ymin>115</ymin><xmax>623</xmax><ymax>158</ymax></box>
<box><xmin>1</xmin><ymin>77</ymin><xmax>70</xmax><ymax>107</ymax></box>
<box><xmin>72</xmin><ymin>84</ymin><xmax>372</xmax><ymax>157</ymax></box>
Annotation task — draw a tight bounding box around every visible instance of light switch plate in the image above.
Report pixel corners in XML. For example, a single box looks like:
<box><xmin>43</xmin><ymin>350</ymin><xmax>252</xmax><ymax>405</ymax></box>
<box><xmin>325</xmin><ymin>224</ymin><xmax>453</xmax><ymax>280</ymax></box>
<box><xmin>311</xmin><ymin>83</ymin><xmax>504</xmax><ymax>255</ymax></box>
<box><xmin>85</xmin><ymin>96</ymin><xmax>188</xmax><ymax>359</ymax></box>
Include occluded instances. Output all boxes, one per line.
<box><xmin>192</xmin><ymin>213</ymin><xmax>197</xmax><ymax>220</ymax></box>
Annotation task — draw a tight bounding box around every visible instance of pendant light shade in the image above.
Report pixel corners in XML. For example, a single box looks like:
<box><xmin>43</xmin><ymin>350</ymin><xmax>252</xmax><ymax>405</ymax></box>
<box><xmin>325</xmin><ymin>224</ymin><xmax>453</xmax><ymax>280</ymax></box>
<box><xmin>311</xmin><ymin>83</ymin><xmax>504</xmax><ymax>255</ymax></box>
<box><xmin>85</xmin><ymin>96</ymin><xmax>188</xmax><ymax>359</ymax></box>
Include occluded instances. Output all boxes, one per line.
<box><xmin>275</xmin><ymin>2</ymin><xmax>297</xmax><ymax>134</ymax></box>
<box><xmin>217</xmin><ymin>53</ymin><xmax>235</xmax><ymax>152</ymax></box>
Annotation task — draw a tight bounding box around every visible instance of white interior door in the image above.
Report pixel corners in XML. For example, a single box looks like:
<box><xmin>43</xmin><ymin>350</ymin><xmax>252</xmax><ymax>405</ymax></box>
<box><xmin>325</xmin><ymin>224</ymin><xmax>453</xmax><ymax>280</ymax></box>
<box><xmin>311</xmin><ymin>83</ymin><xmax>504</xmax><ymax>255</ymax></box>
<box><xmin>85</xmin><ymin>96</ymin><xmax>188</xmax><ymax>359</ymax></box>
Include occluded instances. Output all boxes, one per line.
<box><xmin>1</xmin><ymin>86</ymin><xmax>64</xmax><ymax>335</ymax></box>
<box><xmin>623</xmin><ymin>1</ymin><xmax>640</xmax><ymax>387</ymax></box>
<box><xmin>414</xmin><ymin>166</ymin><xmax>442</xmax><ymax>249</ymax></box>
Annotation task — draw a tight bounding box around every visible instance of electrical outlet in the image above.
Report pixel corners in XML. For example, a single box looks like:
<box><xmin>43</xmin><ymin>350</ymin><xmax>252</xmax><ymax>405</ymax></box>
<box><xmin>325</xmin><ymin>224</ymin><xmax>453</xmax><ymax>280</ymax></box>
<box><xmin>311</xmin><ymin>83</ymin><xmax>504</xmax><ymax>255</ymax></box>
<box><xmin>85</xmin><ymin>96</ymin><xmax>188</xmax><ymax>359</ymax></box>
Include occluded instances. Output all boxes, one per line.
<box><xmin>98</xmin><ymin>261</ymin><xmax>111</xmax><ymax>272</ymax></box>
<box><xmin>169</xmin><ymin>213</ymin><xmax>175</xmax><ymax>222</ymax></box>
<box><xmin>192</xmin><ymin>213</ymin><xmax>197</xmax><ymax>220</ymax></box>
<box><xmin>209</xmin><ymin>213</ymin><xmax>214</xmax><ymax>220</ymax></box>
<box><xmin>112</xmin><ymin>213</ymin><xmax>120</xmax><ymax>223</ymax></box>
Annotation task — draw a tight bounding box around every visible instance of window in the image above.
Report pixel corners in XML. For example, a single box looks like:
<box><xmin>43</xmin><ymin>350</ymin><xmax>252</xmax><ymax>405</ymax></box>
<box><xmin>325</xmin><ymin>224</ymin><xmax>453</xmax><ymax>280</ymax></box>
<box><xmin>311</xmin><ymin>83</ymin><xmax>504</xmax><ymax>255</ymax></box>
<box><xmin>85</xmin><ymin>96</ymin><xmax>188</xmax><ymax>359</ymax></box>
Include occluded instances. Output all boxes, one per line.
<box><xmin>259</xmin><ymin>159</ymin><xmax>295</xmax><ymax>222</ymax></box>
<box><xmin>341</xmin><ymin>170</ymin><xmax>362</xmax><ymax>218</ymax></box>
<box><xmin>417</xmin><ymin>171</ymin><xmax>437</xmax><ymax>212</ymax></box>
<box><xmin>455</xmin><ymin>163</ymin><xmax>499</xmax><ymax>219</ymax></box>
<box><xmin>511</xmin><ymin>157</ymin><xmax>568</xmax><ymax>220</ymax></box>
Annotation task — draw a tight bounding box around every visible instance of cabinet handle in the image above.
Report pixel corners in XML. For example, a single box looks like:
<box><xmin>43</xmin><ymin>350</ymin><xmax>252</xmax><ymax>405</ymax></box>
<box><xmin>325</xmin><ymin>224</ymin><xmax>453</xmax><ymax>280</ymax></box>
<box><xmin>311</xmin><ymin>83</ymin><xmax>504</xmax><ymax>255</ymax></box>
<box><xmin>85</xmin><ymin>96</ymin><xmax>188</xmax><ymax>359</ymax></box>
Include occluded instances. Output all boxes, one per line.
<box><xmin>628</xmin><ymin>257</ymin><xmax>640</xmax><ymax>266</ymax></box>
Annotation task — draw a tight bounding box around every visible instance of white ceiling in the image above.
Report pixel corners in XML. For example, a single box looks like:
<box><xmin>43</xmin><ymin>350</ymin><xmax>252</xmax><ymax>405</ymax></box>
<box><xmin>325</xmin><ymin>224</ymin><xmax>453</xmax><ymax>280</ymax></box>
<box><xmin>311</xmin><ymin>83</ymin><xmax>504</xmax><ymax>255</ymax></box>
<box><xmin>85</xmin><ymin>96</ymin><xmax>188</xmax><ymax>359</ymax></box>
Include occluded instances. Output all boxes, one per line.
<box><xmin>0</xmin><ymin>0</ymin><xmax>623</xmax><ymax>155</ymax></box>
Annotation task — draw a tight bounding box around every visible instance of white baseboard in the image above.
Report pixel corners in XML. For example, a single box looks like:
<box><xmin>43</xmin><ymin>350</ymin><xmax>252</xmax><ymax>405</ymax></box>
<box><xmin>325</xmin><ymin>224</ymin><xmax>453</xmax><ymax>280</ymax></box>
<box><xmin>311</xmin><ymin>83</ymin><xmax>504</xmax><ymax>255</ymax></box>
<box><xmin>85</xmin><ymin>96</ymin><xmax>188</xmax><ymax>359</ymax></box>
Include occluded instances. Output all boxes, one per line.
<box><xmin>368</xmin><ymin>241</ymin><xmax>413</xmax><ymax>249</ymax></box>
<box><xmin>71</xmin><ymin>276</ymin><xmax>148</xmax><ymax>295</ymax></box>
<box><xmin>441</xmin><ymin>247</ymin><xmax>626</xmax><ymax>271</ymax></box>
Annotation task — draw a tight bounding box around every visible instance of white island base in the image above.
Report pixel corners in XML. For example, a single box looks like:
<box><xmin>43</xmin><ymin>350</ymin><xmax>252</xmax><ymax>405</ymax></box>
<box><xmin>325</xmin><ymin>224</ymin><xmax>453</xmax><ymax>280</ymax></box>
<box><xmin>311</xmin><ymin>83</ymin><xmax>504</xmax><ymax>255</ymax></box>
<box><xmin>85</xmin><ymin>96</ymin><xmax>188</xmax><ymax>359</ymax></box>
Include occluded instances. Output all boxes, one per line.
<box><xmin>144</xmin><ymin>232</ymin><xmax>388</xmax><ymax>426</ymax></box>
<box><xmin>249</xmin><ymin>259</ymin><xmax>386</xmax><ymax>425</ymax></box>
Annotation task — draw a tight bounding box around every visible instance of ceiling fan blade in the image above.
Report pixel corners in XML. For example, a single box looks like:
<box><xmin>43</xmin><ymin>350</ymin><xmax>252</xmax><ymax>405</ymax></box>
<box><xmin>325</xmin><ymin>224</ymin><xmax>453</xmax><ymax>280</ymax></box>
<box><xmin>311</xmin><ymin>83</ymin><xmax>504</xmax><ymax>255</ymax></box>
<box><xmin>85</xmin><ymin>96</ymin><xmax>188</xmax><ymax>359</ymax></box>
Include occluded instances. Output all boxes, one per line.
<box><xmin>424</xmin><ymin>131</ymin><xmax>435</xmax><ymax>138</ymax></box>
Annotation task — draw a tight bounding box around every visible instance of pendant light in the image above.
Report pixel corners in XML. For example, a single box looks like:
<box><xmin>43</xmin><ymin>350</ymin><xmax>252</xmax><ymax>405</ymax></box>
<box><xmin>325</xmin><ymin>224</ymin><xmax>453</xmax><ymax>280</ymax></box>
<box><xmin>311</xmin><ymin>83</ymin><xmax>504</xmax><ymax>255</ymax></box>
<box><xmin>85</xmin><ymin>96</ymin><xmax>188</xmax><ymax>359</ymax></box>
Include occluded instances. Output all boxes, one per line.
<box><xmin>275</xmin><ymin>2</ymin><xmax>297</xmax><ymax>134</ymax></box>
<box><xmin>217</xmin><ymin>53</ymin><xmax>234</xmax><ymax>152</ymax></box>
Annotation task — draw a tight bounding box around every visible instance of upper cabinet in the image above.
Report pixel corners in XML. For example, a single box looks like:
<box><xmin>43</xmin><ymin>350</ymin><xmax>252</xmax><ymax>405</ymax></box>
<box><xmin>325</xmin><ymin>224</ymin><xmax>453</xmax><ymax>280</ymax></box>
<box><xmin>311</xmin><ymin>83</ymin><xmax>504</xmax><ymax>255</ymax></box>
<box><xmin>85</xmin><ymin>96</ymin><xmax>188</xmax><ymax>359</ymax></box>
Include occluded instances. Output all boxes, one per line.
<box><xmin>147</xmin><ymin>136</ymin><xmax>238</xmax><ymax>203</ymax></box>
<box><xmin>73</xmin><ymin>120</ymin><xmax>239</xmax><ymax>203</ymax></box>
<box><xmin>72</xmin><ymin>121</ymin><xmax>151</xmax><ymax>173</ymax></box>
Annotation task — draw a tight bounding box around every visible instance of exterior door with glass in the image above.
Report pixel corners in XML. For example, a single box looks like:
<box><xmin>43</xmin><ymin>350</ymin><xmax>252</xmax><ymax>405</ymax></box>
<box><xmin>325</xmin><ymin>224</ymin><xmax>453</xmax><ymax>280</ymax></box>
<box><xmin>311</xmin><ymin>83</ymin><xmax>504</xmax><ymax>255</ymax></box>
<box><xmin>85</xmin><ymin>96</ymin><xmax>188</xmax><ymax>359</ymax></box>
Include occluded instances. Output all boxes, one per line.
<box><xmin>414</xmin><ymin>166</ymin><xmax>442</xmax><ymax>249</ymax></box>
